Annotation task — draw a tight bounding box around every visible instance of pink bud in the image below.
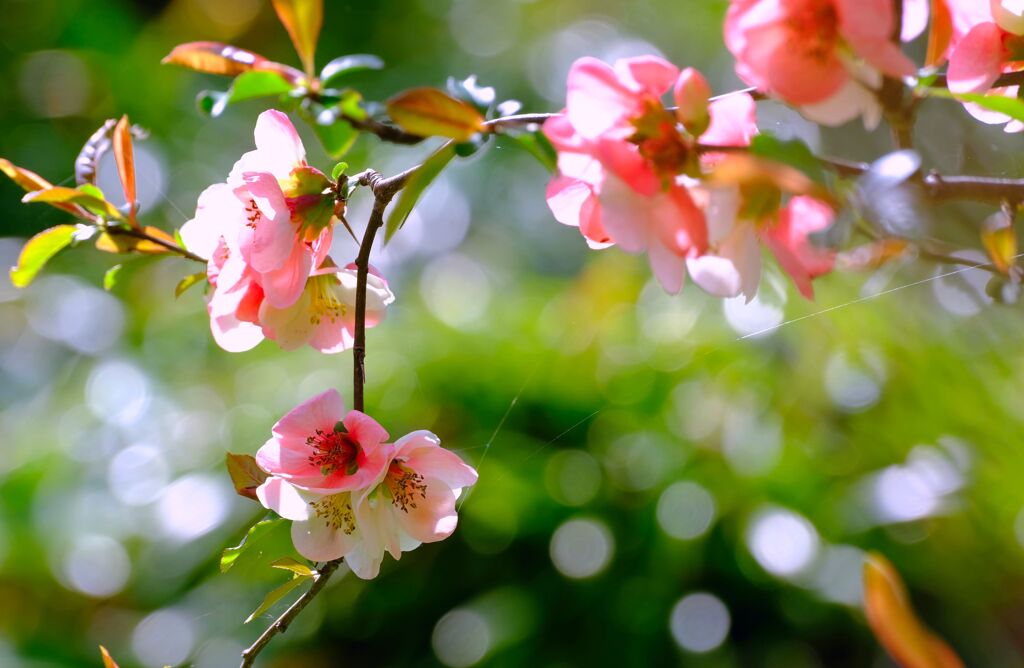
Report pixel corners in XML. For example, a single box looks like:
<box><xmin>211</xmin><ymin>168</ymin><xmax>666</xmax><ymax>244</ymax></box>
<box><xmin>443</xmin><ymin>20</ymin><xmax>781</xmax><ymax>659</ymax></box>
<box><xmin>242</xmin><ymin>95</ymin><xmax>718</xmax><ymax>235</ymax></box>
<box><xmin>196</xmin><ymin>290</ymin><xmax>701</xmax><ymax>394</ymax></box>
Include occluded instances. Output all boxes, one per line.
<box><xmin>674</xmin><ymin>68</ymin><xmax>712</xmax><ymax>136</ymax></box>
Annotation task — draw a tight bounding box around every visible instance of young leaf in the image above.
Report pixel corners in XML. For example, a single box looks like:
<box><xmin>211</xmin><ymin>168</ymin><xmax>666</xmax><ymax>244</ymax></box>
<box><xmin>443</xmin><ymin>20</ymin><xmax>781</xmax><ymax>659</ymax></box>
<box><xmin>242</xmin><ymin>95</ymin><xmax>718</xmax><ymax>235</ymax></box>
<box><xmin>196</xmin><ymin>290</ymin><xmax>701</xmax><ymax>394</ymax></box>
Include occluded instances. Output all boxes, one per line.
<box><xmin>272</xmin><ymin>0</ymin><xmax>323</xmax><ymax>78</ymax></box>
<box><xmin>75</xmin><ymin>119</ymin><xmax>116</xmax><ymax>187</ymax></box>
<box><xmin>925</xmin><ymin>87</ymin><xmax>1024</xmax><ymax>122</ymax></box>
<box><xmin>863</xmin><ymin>552</ymin><xmax>964</xmax><ymax>668</ymax></box>
<box><xmin>509</xmin><ymin>131</ymin><xmax>558</xmax><ymax>173</ymax></box>
<box><xmin>386</xmin><ymin>88</ymin><xmax>486</xmax><ymax>141</ymax></box>
<box><xmin>9</xmin><ymin>224</ymin><xmax>77</xmax><ymax>288</ymax></box>
<box><xmin>226</xmin><ymin>452</ymin><xmax>269</xmax><ymax>501</ymax></box>
<box><xmin>1</xmin><ymin>159</ymin><xmax>83</xmax><ymax>216</ymax></box>
<box><xmin>227</xmin><ymin>70</ymin><xmax>295</xmax><ymax>104</ymax></box>
<box><xmin>384</xmin><ymin>142</ymin><xmax>457</xmax><ymax>242</ymax></box>
<box><xmin>331</xmin><ymin>161</ymin><xmax>349</xmax><ymax>181</ymax></box>
<box><xmin>23</xmin><ymin>186</ymin><xmax>120</xmax><ymax>219</ymax></box>
<box><xmin>300</xmin><ymin>104</ymin><xmax>358</xmax><ymax>158</ymax></box>
<box><xmin>271</xmin><ymin>557</ymin><xmax>315</xmax><ymax>577</ymax></box>
<box><xmin>320</xmin><ymin>54</ymin><xmax>384</xmax><ymax>88</ymax></box>
<box><xmin>113</xmin><ymin>116</ymin><xmax>138</xmax><ymax>228</ymax></box>
<box><xmin>221</xmin><ymin>517</ymin><xmax>285</xmax><ymax>573</ymax></box>
<box><xmin>94</xmin><ymin>226</ymin><xmax>177</xmax><ymax>255</ymax></box>
<box><xmin>925</xmin><ymin>0</ymin><xmax>953</xmax><ymax>67</ymax></box>
<box><xmin>99</xmin><ymin>646</ymin><xmax>120</xmax><ymax>668</ymax></box>
<box><xmin>103</xmin><ymin>264</ymin><xmax>123</xmax><ymax>291</ymax></box>
<box><xmin>981</xmin><ymin>210</ymin><xmax>1018</xmax><ymax>275</ymax></box>
<box><xmin>175</xmin><ymin>270</ymin><xmax>207</xmax><ymax>298</ymax></box>
<box><xmin>164</xmin><ymin>41</ymin><xmax>274</xmax><ymax>77</ymax></box>
<box><xmin>749</xmin><ymin>134</ymin><xmax>826</xmax><ymax>184</ymax></box>
<box><xmin>244</xmin><ymin>573</ymin><xmax>310</xmax><ymax>624</ymax></box>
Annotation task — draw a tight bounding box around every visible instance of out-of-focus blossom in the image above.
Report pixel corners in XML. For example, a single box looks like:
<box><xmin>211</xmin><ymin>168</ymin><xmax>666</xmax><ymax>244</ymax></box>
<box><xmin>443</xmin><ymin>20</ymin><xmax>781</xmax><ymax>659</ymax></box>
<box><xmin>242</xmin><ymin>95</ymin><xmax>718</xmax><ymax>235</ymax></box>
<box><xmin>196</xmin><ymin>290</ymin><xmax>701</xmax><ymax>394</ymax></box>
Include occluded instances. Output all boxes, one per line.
<box><xmin>724</xmin><ymin>0</ymin><xmax>916</xmax><ymax>127</ymax></box>
<box><xmin>945</xmin><ymin>0</ymin><xmax>1024</xmax><ymax>132</ymax></box>
<box><xmin>254</xmin><ymin>391</ymin><xmax>477</xmax><ymax>579</ymax></box>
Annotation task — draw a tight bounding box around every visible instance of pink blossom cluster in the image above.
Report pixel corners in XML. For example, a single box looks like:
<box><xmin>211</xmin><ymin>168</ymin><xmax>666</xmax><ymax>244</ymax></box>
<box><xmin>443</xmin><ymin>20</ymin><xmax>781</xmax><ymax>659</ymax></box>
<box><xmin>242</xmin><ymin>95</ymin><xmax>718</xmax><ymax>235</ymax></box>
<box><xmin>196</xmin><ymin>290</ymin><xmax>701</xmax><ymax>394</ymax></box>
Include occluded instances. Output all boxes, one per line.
<box><xmin>254</xmin><ymin>390</ymin><xmax>478</xmax><ymax>579</ymax></box>
<box><xmin>545</xmin><ymin>56</ymin><xmax>835</xmax><ymax>300</ymax></box>
<box><xmin>181</xmin><ymin>110</ymin><xmax>394</xmax><ymax>353</ymax></box>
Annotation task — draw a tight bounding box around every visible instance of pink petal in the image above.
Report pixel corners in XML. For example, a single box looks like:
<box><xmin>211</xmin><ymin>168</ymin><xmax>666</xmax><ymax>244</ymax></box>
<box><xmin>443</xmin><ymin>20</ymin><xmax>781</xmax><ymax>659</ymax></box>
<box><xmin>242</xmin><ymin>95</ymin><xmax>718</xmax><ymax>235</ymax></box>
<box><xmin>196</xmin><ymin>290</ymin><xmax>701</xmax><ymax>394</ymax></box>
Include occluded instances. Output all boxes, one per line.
<box><xmin>674</xmin><ymin>67</ymin><xmax>712</xmax><ymax>131</ymax></box>
<box><xmin>210</xmin><ymin>315</ymin><xmax>264</xmax><ymax>352</ymax></box>
<box><xmin>747</xmin><ymin>23</ymin><xmax>847</xmax><ymax>104</ymax></box>
<box><xmin>947</xmin><ymin>22</ymin><xmax>1007</xmax><ymax>93</ymax></box>
<box><xmin>342</xmin><ymin>541</ymin><xmax>384</xmax><ymax>580</ymax></box>
<box><xmin>272</xmin><ymin>388</ymin><xmax>346</xmax><ymax>442</ymax></box>
<box><xmin>398</xmin><ymin>431</ymin><xmax>479</xmax><ymax>489</ymax></box>
<box><xmin>836</xmin><ymin>0</ymin><xmax>897</xmax><ymax>45</ymax></box>
<box><xmin>343</xmin><ymin>410</ymin><xmax>390</xmax><ymax>450</ymax></box>
<box><xmin>860</xmin><ymin>41</ymin><xmax>919</xmax><ymax>79</ymax></box>
<box><xmin>394</xmin><ymin>477</ymin><xmax>459</xmax><ymax>544</ymax></box>
<box><xmin>236</xmin><ymin>173</ymin><xmax>295</xmax><ymax>273</ymax></box>
<box><xmin>307</xmin><ymin>319</ymin><xmax>356</xmax><ymax>354</ymax></box>
<box><xmin>703</xmin><ymin>93</ymin><xmax>758</xmax><ymax>147</ymax></box>
<box><xmin>565</xmin><ymin>57</ymin><xmax>639</xmax><ymax>140</ymax></box>
<box><xmin>597</xmin><ymin>173</ymin><xmax>652</xmax><ymax>253</ymax></box>
<box><xmin>259</xmin><ymin>241</ymin><xmax>312</xmax><ymax>309</ymax></box>
<box><xmin>180</xmin><ymin>184</ymin><xmax>243</xmax><ymax>259</ymax></box>
<box><xmin>762</xmin><ymin>196</ymin><xmax>836</xmax><ymax>299</ymax></box>
<box><xmin>258</xmin><ymin>290</ymin><xmax>315</xmax><ymax>351</ymax></box>
<box><xmin>647</xmin><ymin>239</ymin><xmax>687</xmax><ymax>294</ymax></box>
<box><xmin>256</xmin><ymin>477</ymin><xmax>312</xmax><ymax>521</ymax></box>
<box><xmin>546</xmin><ymin>176</ymin><xmax>594</xmax><ymax>228</ymax></box>
<box><xmin>255</xmin><ymin>437</ymin><xmax>319</xmax><ymax>479</ymax></box>
<box><xmin>901</xmin><ymin>0</ymin><xmax>930</xmax><ymax>41</ymax></box>
<box><xmin>254</xmin><ymin>109</ymin><xmax>306</xmax><ymax>171</ymax></box>
<box><xmin>613</xmin><ymin>55</ymin><xmax>679</xmax><ymax>96</ymax></box>
<box><xmin>291</xmin><ymin>514</ymin><xmax>357</xmax><ymax>562</ymax></box>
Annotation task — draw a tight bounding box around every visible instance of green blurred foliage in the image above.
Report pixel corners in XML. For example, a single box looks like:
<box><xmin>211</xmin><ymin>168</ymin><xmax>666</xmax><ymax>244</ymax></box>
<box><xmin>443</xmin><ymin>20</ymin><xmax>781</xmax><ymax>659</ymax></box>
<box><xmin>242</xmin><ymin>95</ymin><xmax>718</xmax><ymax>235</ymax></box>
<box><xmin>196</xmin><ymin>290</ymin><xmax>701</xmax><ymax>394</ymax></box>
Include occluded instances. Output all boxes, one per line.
<box><xmin>2</xmin><ymin>1</ymin><xmax>1024</xmax><ymax>667</ymax></box>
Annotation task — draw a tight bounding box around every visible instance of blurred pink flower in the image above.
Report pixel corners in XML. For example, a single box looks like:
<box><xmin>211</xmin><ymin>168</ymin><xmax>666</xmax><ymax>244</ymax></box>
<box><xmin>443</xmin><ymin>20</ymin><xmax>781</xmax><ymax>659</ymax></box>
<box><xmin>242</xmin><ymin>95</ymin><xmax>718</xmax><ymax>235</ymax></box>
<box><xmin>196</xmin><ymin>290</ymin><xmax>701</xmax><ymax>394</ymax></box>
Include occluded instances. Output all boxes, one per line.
<box><xmin>724</xmin><ymin>0</ymin><xmax>916</xmax><ymax>126</ymax></box>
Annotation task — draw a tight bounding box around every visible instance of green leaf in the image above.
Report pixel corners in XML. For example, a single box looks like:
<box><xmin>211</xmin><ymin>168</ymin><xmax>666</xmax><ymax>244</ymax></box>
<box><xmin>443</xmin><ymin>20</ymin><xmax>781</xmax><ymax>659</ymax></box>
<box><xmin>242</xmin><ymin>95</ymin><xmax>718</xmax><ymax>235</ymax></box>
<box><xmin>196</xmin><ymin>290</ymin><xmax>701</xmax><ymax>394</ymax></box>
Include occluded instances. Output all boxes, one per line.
<box><xmin>175</xmin><ymin>270</ymin><xmax>207</xmax><ymax>298</ymax></box>
<box><xmin>300</xmin><ymin>104</ymin><xmax>358</xmax><ymax>158</ymax></box>
<box><xmin>271</xmin><ymin>557</ymin><xmax>315</xmax><ymax>577</ymax></box>
<box><xmin>103</xmin><ymin>264</ymin><xmax>123</xmax><ymax>291</ymax></box>
<box><xmin>197</xmin><ymin>90</ymin><xmax>229</xmax><ymax>117</ymax></box>
<box><xmin>22</xmin><ymin>186</ymin><xmax>121</xmax><ymax>219</ymax></box>
<box><xmin>221</xmin><ymin>517</ymin><xmax>285</xmax><ymax>573</ymax></box>
<box><xmin>923</xmin><ymin>86</ymin><xmax>1024</xmax><ymax>122</ymax></box>
<box><xmin>227</xmin><ymin>70</ymin><xmax>295</xmax><ymax>104</ymax></box>
<box><xmin>749</xmin><ymin>134</ymin><xmax>826</xmax><ymax>184</ymax></box>
<box><xmin>226</xmin><ymin>452</ymin><xmax>269</xmax><ymax>501</ymax></box>
<box><xmin>509</xmin><ymin>131</ymin><xmax>557</xmax><ymax>173</ymax></box>
<box><xmin>10</xmin><ymin>225</ymin><xmax>77</xmax><ymax>288</ymax></box>
<box><xmin>244</xmin><ymin>573</ymin><xmax>310</xmax><ymax>624</ymax></box>
<box><xmin>320</xmin><ymin>54</ymin><xmax>384</xmax><ymax>88</ymax></box>
<box><xmin>384</xmin><ymin>142</ymin><xmax>457</xmax><ymax>243</ymax></box>
<box><xmin>331</xmin><ymin>161</ymin><xmax>349</xmax><ymax>181</ymax></box>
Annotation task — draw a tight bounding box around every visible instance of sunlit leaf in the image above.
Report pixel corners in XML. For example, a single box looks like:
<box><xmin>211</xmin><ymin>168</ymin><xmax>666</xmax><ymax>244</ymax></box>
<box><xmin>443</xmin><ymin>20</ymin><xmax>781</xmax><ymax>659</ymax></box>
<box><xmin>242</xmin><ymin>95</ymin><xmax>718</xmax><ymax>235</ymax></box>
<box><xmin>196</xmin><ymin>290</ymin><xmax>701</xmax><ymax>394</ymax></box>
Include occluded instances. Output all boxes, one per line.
<box><xmin>99</xmin><ymin>646</ymin><xmax>120</xmax><ymax>668</ymax></box>
<box><xmin>94</xmin><ymin>226</ymin><xmax>177</xmax><ymax>255</ymax></box>
<box><xmin>926</xmin><ymin>0</ymin><xmax>953</xmax><ymax>67</ymax></box>
<box><xmin>708</xmin><ymin>154</ymin><xmax>828</xmax><ymax>200</ymax></box>
<box><xmin>386</xmin><ymin>88</ymin><xmax>486</xmax><ymax>141</ymax></box>
<box><xmin>384</xmin><ymin>142</ymin><xmax>457</xmax><ymax>242</ymax></box>
<box><xmin>23</xmin><ymin>186</ymin><xmax>120</xmax><ymax>219</ymax></box>
<box><xmin>320</xmin><ymin>54</ymin><xmax>384</xmax><ymax>88</ymax></box>
<box><xmin>299</xmin><ymin>102</ymin><xmax>358</xmax><ymax>158</ymax></box>
<box><xmin>197</xmin><ymin>90</ymin><xmax>229</xmax><ymax>118</ymax></box>
<box><xmin>1</xmin><ymin>158</ymin><xmax>83</xmax><ymax>216</ymax></box>
<box><xmin>10</xmin><ymin>225</ymin><xmax>77</xmax><ymax>288</ymax></box>
<box><xmin>221</xmin><ymin>517</ymin><xmax>285</xmax><ymax>573</ymax></box>
<box><xmin>271</xmin><ymin>557</ymin><xmax>315</xmax><ymax>577</ymax></box>
<box><xmin>113</xmin><ymin>116</ymin><xmax>137</xmax><ymax>227</ymax></box>
<box><xmin>227</xmin><ymin>70</ymin><xmax>295</xmax><ymax>104</ymax></box>
<box><xmin>863</xmin><ymin>552</ymin><xmax>964</xmax><ymax>668</ymax></box>
<box><xmin>227</xmin><ymin>453</ymin><xmax>269</xmax><ymax>501</ymax></box>
<box><xmin>749</xmin><ymin>133</ymin><xmax>826</xmax><ymax>184</ymax></box>
<box><xmin>508</xmin><ymin>131</ymin><xmax>558</xmax><ymax>173</ymax></box>
<box><xmin>331</xmin><ymin>161</ymin><xmax>349</xmax><ymax>181</ymax></box>
<box><xmin>926</xmin><ymin>86</ymin><xmax>1024</xmax><ymax>122</ymax></box>
<box><xmin>244</xmin><ymin>572</ymin><xmax>310</xmax><ymax>624</ymax></box>
<box><xmin>175</xmin><ymin>270</ymin><xmax>207</xmax><ymax>298</ymax></box>
<box><xmin>272</xmin><ymin>0</ymin><xmax>322</xmax><ymax>77</ymax></box>
<box><xmin>162</xmin><ymin>42</ymin><xmax>294</xmax><ymax>79</ymax></box>
<box><xmin>103</xmin><ymin>264</ymin><xmax>123</xmax><ymax>291</ymax></box>
<box><xmin>981</xmin><ymin>210</ymin><xmax>1018</xmax><ymax>275</ymax></box>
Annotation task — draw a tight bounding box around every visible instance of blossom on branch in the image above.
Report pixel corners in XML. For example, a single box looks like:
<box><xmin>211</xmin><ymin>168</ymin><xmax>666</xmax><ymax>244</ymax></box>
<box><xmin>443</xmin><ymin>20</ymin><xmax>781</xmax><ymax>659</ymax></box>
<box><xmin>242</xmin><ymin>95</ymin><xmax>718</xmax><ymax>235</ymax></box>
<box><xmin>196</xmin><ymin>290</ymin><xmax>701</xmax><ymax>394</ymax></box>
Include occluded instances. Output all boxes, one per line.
<box><xmin>253</xmin><ymin>390</ymin><xmax>477</xmax><ymax>579</ymax></box>
<box><xmin>724</xmin><ymin>0</ymin><xmax>916</xmax><ymax>127</ymax></box>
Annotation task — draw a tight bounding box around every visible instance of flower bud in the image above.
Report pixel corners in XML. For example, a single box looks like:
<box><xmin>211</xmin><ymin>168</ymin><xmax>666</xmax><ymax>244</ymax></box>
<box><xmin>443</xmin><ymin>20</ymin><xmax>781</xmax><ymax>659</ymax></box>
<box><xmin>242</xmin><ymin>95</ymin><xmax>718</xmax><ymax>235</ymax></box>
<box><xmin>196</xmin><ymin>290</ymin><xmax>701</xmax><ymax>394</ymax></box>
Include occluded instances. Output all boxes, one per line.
<box><xmin>674</xmin><ymin>67</ymin><xmax>712</xmax><ymax>136</ymax></box>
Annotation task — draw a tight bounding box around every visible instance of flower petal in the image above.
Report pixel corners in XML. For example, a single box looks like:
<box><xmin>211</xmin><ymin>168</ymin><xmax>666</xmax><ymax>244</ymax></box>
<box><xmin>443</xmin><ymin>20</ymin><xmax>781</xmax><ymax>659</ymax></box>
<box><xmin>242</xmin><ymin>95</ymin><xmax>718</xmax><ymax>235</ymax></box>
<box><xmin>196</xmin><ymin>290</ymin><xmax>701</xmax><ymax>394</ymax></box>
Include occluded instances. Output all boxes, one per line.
<box><xmin>291</xmin><ymin>514</ymin><xmax>357</xmax><ymax>562</ymax></box>
<box><xmin>394</xmin><ymin>477</ymin><xmax>460</xmax><ymax>544</ymax></box>
<box><xmin>272</xmin><ymin>388</ymin><xmax>346</xmax><ymax>442</ymax></box>
<box><xmin>947</xmin><ymin>22</ymin><xmax>1006</xmax><ymax>93</ymax></box>
<box><xmin>256</xmin><ymin>477</ymin><xmax>312</xmax><ymax>521</ymax></box>
<box><xmin>343</xmin><ymin>410</ymin><xmax>390</xmax><ymax>450</ymax></box>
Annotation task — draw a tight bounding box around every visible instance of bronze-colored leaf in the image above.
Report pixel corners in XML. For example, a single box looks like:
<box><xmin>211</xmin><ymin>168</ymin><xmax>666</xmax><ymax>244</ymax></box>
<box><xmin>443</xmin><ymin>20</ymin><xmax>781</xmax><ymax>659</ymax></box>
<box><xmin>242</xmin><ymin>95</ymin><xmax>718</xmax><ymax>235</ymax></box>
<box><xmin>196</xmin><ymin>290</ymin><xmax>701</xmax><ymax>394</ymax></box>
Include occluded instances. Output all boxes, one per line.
<box><xmin>99</xmin><ymin>646</ymin><xmax>120</xmax><ymax>668</ymax></box>
<box><xmin>863</xmin><ymin>552</ymin><xmax>964</xmax><ymax>668</ymax></box>
<box><xmin>23</xmin><ymin>186</ymin><xmax>120</xmax><ymax>219</ymax></box>
<box><xmin>386</xmin><ymin>88</ymin><xmax>486</xmax><ymax>141</ymax></box>
<box><xmin>161</xmin><ymin>41</ymin><xmax>303</xmax><ymax>82</ymax></box>
<box><xmin>981</xmin><ymin>211</ymin><xmax>1017</xmax><ymax>275</ymax></box>
<box><xmin>95</xmin><ymin>227</ymin><xmax>176</xmax><ymax>255</ymax></box>
<box><xmin>271</xmin><ymin>0</ymin><xmax>323</xmax><ymax>78</ymax></box>
<box><xmin>1</xmin><ymin>158</ymin><xmax>82</xmax><ymax>216</ymax></box>
<box><xmin>113</xmin><ymin>116</ymin><xmax>138</xmax><ymax>228</ymax></box>
<box><xmin>925</xmin><ymin>0</ymin><xmax>953</xmax><ymax>68</ymax></box>
<box><xmin>226</xmin><ymin>453</ymin><xmax>269</xmax><ymax>501</ymax></box>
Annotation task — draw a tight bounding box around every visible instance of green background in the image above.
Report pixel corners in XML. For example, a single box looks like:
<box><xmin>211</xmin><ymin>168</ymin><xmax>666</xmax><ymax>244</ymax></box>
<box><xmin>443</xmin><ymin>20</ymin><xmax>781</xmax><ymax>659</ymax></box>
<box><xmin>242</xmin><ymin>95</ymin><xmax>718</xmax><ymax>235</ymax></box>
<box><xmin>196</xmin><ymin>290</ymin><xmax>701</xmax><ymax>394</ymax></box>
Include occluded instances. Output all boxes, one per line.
<box><xmin>2</xmin><ymin>0</ymin><xmax>1024</xmax><ymax>666</ymax></box>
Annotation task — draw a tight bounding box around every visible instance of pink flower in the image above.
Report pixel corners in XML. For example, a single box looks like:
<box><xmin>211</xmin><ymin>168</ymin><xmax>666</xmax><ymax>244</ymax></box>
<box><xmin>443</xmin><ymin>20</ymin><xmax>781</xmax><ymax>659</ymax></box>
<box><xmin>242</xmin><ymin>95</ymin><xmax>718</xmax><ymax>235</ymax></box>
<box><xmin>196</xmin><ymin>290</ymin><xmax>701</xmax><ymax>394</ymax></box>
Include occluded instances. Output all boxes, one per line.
<box><xmin>762</xmin><ymin>196</ymin><xmax>836</xmax><ymax>298</ymax></box>
<box><xmin>256</xmin><ymin>389</ymin><xmax>391</xmax><ymax>492</ymax></box>
<box><xmin>945</xmin><ymin>1</ymin><xmax>1024</xmax><ymax>132</ymax></box>
<box><xmin>258</xmin><ymin>263</ymin><xmax>395</xmax><ymax>354</ymax></box>
<box><xmin>725</xmin><ymin>0</ymin><xmax>916</xmax><ymax>126</ymax></box>
<box><xmin>544</xmin><ymin>56</ymin><xmax>715</xmax><ymax>293</ymax></box>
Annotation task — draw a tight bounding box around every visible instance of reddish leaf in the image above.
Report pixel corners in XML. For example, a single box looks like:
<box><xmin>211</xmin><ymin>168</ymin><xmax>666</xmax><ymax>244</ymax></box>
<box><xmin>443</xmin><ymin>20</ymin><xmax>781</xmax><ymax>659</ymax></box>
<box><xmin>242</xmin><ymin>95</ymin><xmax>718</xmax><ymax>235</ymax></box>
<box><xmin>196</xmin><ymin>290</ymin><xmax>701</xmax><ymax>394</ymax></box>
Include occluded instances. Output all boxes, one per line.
<box><xmin>386</xmin><ymin>88</ymin><xmax>486</xmax><ymax>141</ymax></box>
<box><xmin>272</xmin><ymin>0</ymin><xmax>323</xmax><ymax>78</ymax></box>
<box><xmin>23</xmin><ymin>186</ymin><xmax>120</xmax><ymax>219</ymax></box>
<box><xmin>113</xmin><ymin>116</ymin><xmax>138</xmax><ymax>228</ymax></box>
<box><xmin>0</xmin><ymin>158</ymin><xmax>82</xmax><ymax>216</ymax></box>
<box><xmin>99</xmin><ymin>646</ymin><xmax>120</xmax><ymax>668</ymax></box>
<box><xmin>863</xmin><ymin>553</ymin><xmax>964</xmax><ymax>668</ymax></box>
<box><xmin>162</xmin><ymin>41</ymin><xmax>302</xmax><ymax>82</ymax></box>
<box><xmin>925</xmin><ymin>0</ymin><xmax>953</xmax><ymax>68</ymax></box>
<box><xmin>227</xmin><ymin>453</ymin><xmax>269</xmax><ymax>501</ymax></box>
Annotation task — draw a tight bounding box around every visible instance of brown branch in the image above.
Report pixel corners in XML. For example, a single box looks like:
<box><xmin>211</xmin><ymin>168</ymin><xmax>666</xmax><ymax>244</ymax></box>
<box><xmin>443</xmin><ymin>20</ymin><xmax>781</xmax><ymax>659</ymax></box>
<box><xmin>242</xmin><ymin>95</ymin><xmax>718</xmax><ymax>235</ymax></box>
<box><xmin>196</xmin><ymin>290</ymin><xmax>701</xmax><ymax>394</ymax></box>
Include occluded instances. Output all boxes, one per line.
<box><xmin>239</xmin><ymin>559</ymin><xmax>341</xmax><ymax>668</ymax></box>
<box><xmin>343</xmin><ymin>113</ymin><xmax>426</xmax><ymax>145</ymax></box>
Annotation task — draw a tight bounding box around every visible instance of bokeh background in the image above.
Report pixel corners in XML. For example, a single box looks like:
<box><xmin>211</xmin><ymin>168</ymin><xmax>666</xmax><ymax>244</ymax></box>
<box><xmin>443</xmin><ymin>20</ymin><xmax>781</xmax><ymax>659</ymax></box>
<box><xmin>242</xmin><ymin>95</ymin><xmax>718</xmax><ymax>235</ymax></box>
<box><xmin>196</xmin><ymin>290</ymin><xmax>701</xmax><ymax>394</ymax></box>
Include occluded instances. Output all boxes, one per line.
<box><xmin>2</xmin><ymin>0</ymin><xmax>1024</xmax><ymax>666</ymax></box>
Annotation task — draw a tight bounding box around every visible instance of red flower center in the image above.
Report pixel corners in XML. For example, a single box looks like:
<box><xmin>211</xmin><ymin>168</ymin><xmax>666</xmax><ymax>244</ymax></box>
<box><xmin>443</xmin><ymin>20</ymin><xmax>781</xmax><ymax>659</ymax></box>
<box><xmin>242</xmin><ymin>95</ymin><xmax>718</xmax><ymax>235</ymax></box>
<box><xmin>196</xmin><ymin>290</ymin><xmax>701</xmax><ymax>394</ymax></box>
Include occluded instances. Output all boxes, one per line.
<box><xmin>786</xmin><ymin>1</ymin><xmax>840</xmax><ymax>63</ymax></box>
<box><xmin>307</xmin><ymin>429</ymin><xmax>360</xmax><ymax>476</ymax></box>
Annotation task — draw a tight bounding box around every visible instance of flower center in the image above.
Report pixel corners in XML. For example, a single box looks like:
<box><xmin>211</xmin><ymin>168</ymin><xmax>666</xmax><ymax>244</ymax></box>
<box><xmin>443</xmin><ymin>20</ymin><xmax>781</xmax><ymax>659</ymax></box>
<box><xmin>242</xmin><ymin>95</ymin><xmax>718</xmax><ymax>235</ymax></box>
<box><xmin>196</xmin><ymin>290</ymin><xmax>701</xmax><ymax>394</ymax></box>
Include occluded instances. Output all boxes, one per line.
<box><xmin>386</xmin><ymin>462</ymin><xmax>427</xmax><ymax>512</ymax></box>
<box><xmin>310</xmin><ymin>493</ymin><xmax>356</xmax><ymax>533</ymax></box>
<box><xmin>629</xmin><ymin>99</ymin><xmax>691</xmax><ymax>179</ymax></box>
<box><xmin>308</xmin><ymin>275</ymin><xmax>347</xmax><ymax>326</ymax></box>
<box><xmin>244</xmin><ymin>199</ymin><xmax>262</xmax><ymax>229</ymax></box>
<box><xmin>306</xmin><ymin>428</ymin><xmax>360</xmax><ymax>476</ymax></box>
<box><xmin>786</xmin><ymin>1</ymin><xmax>839</xmax><ymax>63</ymax></box>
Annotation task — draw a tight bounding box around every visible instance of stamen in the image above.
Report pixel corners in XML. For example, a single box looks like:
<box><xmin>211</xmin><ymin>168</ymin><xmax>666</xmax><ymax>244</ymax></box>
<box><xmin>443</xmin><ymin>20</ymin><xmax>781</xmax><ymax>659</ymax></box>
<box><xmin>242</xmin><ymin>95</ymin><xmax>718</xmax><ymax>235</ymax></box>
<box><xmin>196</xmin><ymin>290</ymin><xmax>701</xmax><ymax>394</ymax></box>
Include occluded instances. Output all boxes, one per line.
<box><xmin>308</xmin><ymin>276</ymin><xmax>347</xmax><ymax>326</ymax></box>
<box><xmin>310</xmin><ymin>494</ymin><xmax>356</xmax><ymax>533</ymax></box>
<box><xmin>387</xmin><ymin>463</ymin><xmax>428</xmax><ymax>512</ymax></box>
<box><xmin>244</xmin><ymin>199</ymin><xmax>261</xmax><ymax>229</ymax></box>
<box><xmin>306</xmin><ymin>429</ymin><xmax>360</xmax><ymax>476</ymax></box>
